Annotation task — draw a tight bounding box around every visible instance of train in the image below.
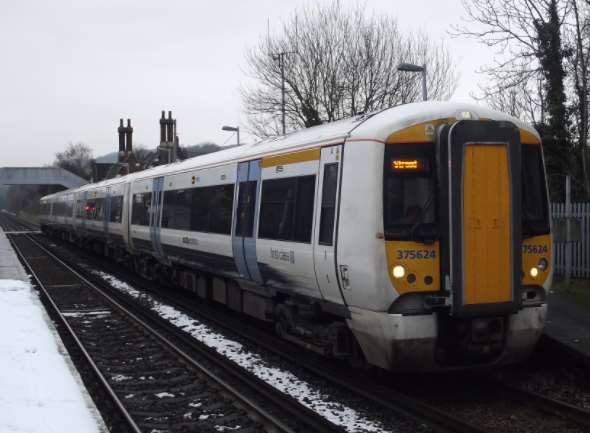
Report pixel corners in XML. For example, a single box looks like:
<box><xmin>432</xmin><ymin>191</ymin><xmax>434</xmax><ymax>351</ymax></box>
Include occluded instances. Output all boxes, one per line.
<box><xmin>39</xmin><ymin>101</ymin><xmax>552</xmax><ymax>371</ymax></box>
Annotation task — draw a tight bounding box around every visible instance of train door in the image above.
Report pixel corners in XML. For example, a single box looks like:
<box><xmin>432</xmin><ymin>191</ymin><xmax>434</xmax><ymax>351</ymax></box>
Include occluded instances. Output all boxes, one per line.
<box><xmin>232</xmin><ymin>160</ymin><xmax>263</xmax><ymax>283</ymax></box>
<box><xmin>149</xmin><ymin>176</ymin><xmax>165</xmax><ymax>257</ymax></box>
<box><xmin>72</xmin><ymin>193</ymin><xmax>80</xmax><ymax>235</ymax></box>
<box><xmin>313</xmin><ymin>145</ymin><xmax>345</xmax><ymax>303</ymax></box>
<box><xmin>122</xmin><ymin>182</ymin><xmax>132</xmax><ymax>249</ymax></box>
<box><xmin>81</xmin><ymin>191</ymin><xmax>88</xmax><ymax>231</ymax></box>
<box><xmin>104</xmin><ymin>187</ymin><xmax>111</xmax><ymax>240</ymax></box>
<box><xmin>439</xmin><ymin>120</ymin><xmax>521</xmax><ymax>317</ymax></box>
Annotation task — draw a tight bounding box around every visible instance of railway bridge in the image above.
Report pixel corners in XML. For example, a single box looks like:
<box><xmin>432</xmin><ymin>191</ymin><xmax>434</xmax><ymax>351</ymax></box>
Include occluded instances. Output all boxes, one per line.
<box><xmin>0</xmin><ymin>167</ymin><xmax>87</xmax><ymax>189</ymax></box>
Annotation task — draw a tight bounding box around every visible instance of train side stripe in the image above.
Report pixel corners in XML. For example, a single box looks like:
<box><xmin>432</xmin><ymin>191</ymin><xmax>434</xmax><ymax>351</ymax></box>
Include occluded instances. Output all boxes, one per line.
<box><xmin>386</xmin><ymin>118</ymin><xmax>455</xmax><ymax>144</ymax></box>
<box><xmin>261</xmin><ymin>148</ymin><xmax>320</xmax><ymax>168</ymax></box>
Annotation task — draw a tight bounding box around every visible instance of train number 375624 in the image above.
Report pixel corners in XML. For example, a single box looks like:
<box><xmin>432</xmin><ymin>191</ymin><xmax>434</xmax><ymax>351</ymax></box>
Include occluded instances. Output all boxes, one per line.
<box><xmin>522</xmin><ymin>244</ymin><xmax>549</xmax><ymax>254</ymax></box>
<box><xmin>396</xmin><ymin>249</ymin><xmax>436</xmax><ymax>259</ymax></box>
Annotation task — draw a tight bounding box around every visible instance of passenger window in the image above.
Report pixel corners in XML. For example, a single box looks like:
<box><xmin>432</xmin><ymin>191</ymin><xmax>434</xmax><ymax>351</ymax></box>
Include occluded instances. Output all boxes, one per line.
<box><xmin>236</xmin><ymin>181</ymin><xmax>257</xmax><ymax>237</ymax></box>
<box><xmin>162</xmin><ymin>189</ymin><xmax>192</xmax><ymax>230</ymax></box>
<box><xmin>191</xmin><ymin>188</ymin><xmax>211</xmax><ymax>232</ymax></box>
<box><xmin>95</xmin><ymin>198</ymin><xmax>104</xmax><ymax>220</ymax></box>
<box><xmin>84</xmin><ymin>201</ymin><xmax>96</xmax><ymax>219</ymax></box>
<box><xmin>319</xmin><ymin>163</ymin><xmax>339</xmax><ymax>245</ymax></box>
<box><xmin>161</xmin><ymin>184</ymin><xmax>234</xmax><ymax>235</ymax></box>
<box><xmin>208</xmin><ymin>184</ymin><xmax>234</xmax><ymax>234</ymax></box>
<box><xmin>65</xmin><ymin>199</ymin><xmax>73</xmax><ymax>217</ymax></box>
<box><xmin>109</xmin><ymin>196</ymin><xmax>123</xmax><ymax>223</ymax></box>
<box><xmin>259</xmin><ymin>175</ymin><xmax>316</xmax><ymax>243</ymax></box>
<box><xmin>132</xmin><ymin>193</ymin><xmax>152</xmax><ymax>226</ymax></box>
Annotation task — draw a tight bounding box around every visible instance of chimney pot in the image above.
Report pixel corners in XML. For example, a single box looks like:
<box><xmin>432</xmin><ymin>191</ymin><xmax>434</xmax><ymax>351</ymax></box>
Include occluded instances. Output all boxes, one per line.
<box><xmin>118</xmin><ymin>119</ymin><xmax>125</xmax><ymax>153</ymax></box>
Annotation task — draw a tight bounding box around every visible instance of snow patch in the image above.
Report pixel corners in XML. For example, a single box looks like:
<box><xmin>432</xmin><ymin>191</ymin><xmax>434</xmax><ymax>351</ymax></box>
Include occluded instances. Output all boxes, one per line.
<box><xmin>215</xmin><ymin>426</ymin><xmax>241</xmax><ymax>432</ymax></box>
<box><xmin>93</xmin><ymin>271</ymin><xmax>388</xmax><ymax>433</ymax></box>
<box><xmin>0</xmin><ymin>279</ymin><xmax>105</xmax><ymax>433</ymax></box>
<box><xmin>111</xmin><ymin>374</ymin><xmax>132</xmax><ymax>382</ymax></box>
<box><xmin>0</xmin><ymin>279</ymin><xmax>30</xmax><ymax>292</ymax></box>
<box><xmin>62</xmin><ymin>310</ymin><xmax>111</xmax><ymax>317</ymax></box>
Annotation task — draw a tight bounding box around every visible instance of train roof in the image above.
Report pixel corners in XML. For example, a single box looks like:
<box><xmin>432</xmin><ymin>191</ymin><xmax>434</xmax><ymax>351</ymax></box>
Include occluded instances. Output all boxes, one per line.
<box><xmin>41</xmin><ymin>101</ymin><xmax>539</xmax><ymax>201</ymax></box>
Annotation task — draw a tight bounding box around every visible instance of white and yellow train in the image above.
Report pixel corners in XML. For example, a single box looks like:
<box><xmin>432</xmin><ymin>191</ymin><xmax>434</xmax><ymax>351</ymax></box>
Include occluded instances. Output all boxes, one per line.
<box><xmin>40</xmin><ymin>101</ymin><xmax>552</xmax><ymax>371</ymax></box>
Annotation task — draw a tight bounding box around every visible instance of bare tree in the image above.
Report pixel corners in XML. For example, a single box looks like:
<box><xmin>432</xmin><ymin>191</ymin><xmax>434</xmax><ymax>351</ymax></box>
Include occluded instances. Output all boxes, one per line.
<box><xmin>478</xmin><ymin>78</ymin><xmax>545</xmax><ymax>123</ymax></box>
<box><xmin>242</xmin><ymin>2</ymin><xmax>458</xmax><ymax>138</ymax></box>
<box><xmin>566</xmin><ymin>0</ymin><xmax>590</xmax><ymax>195</ymax></box>
<box><xmin>54</xmin><ymin>142</ymin><xmax>94</xmax><ymax>180</ymax></box>
<box><xmin>454</xmin><ymin>0</ymin><xmax>569</xmax><ymax>117</ymax></box>
<box><xmin>133</xmin><ymin>145</ymin><xmax>157</xmax><ymax>167</ymax></box>
<box><xmin>455</xmin><ymin>0</ymin><xmax>575</xmax><ymax>199</ymax></box>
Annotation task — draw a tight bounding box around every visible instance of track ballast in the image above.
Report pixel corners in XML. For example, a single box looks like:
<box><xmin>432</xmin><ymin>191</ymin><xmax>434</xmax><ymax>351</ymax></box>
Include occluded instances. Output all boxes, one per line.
<box><xmin>8</xmin><ymin>232</ymin><xmax>344</xmax><ymax>433</ymax></box>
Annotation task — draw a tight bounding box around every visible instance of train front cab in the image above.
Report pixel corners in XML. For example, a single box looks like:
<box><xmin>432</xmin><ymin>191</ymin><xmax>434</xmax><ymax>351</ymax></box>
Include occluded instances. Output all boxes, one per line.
<box><xmin>375</xmin><ymin>119</ymin><xmax>551</xmax><ymax>371</ymax></box>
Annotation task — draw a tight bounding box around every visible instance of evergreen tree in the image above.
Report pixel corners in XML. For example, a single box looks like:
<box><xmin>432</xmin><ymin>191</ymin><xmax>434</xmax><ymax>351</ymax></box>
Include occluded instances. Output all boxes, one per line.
<box><xmin>534</xmin><ymin>0</ymin><xmax>570</xmax><ymax>200</ymax></box>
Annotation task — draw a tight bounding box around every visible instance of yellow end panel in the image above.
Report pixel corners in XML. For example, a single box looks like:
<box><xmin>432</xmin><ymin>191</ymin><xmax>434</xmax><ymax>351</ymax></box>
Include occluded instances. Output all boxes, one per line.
<box><xmin>522</xmin><ymin>234</ymin><xmax>552</xmax><ymax>285</ymax></box>
<box><xmin>261</xmin><ymin>148</ymin><xmax>320</xmax><ymax>168</ymax></box>
<box><xmin>519</xmin><ymin>129</ymin><xmax>541</xmax><ymax>146</ymax></box>
<box><xmin>385</xmin><ymin>241</ymin><xmax>440</xmax><ymax>294</ymax></box>
<box><xmin>386</xmin><ymin>119</ymin><xmax>454</xmax><ymax>144</ymax></box>
<box><xmin>463</xmin><ymin>144</ymin><xmax>512</xmax><ymax>304</ymax></box>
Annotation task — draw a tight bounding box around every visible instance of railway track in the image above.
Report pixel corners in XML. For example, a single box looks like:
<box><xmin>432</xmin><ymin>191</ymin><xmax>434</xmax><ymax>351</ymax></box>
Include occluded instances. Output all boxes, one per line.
<box><xmin>36</xmin><ymin>233</ymin><xmax>590</xmax><ymax>433</ymax></box>
<box><xmin>23</xmin><ymin>231</ymin><xmax>484</xmax><ymax>433</ymax></box>
<box><xmin>391</xmin><ymin>373</ymin><xmax>590</xmax><ymax>433</ymax></box>
<box><xmin>8</xmin><ymin>232</ymin><xmax>345</xmax><ymax>433</ymax></box>
<box><xmin>6</xmin><ymin>211</ymin><xmax>590</xmax><ymax>433</ymax></box>
<box><xmin>112</xmin><ymin>282</ymin><xmax>590</xmax><ymax>433</ymax></box>
<box><xmin>25</xmin><ymin>232</ymin><xmax>497</xmax><ymax>433</ymax></box>
<box><xmin>0</xmin><ymin>211</ymin><xmax>38</xmax><ymax>232</ymax></box>
<box><xmin>496</xmin><ymin>381</ymin><xmax>590</xmax><ymax>429</ymax></box>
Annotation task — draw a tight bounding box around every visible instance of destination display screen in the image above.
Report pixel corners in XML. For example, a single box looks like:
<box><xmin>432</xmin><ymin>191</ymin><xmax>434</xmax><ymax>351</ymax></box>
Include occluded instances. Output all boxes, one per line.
<box><xmin>390</xmin><ymin>158</ymin><xmax>430</xmax><ymax>173</ymax></box>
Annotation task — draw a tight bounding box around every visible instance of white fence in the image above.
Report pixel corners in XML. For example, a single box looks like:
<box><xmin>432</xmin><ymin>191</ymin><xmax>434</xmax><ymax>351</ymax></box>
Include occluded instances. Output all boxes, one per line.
<box><xmin>551</xmin><ymin>202</ymin><xmax>590</xmax><ymax>278</ymax></box>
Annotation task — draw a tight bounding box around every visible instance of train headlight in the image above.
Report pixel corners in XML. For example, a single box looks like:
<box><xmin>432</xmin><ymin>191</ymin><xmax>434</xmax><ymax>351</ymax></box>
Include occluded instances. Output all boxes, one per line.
<box><xmin>538</xmin><ymin>258</ymin><xmax>548</xmax><ymax>271</ymax></box>
<box><xmin>529</xmin><ymin>267</ymin><xmax>539</xmax><ymax>278</ymax></box>
<box><xmin>392</xmin><ymin>265</ymin><xmax>406</xmax><ymax>279</ymax></box>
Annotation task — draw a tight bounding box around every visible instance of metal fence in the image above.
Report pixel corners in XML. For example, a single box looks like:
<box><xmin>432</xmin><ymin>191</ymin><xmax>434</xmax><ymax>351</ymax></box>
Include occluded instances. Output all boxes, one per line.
<box><xmin>551</xmin><ymin>202</ymin><xmax>590</xmax><ymax>278</ymax></box>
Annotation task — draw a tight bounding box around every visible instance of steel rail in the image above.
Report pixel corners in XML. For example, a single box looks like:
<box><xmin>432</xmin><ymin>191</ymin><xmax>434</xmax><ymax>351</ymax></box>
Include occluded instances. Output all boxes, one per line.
<box><xmin>0</xmin><ymin>212</ymin><xmax>38</xmax><ymax>232</ymax></box>
<box><xmin>0</xmin><ymin>214</ymin><xmax>20</xmax><ymax>231</ymax></box>
<box><xmin>40</xmin><ymin>233</ymin><xmax>491</xmax><ymax>433</ymax></box>
<box><xmin>13</xmin><ymin>234</ymin><xmax>344</xmax><ymax>433</ymax></box>
<box><xmin>495</xmin><ymin>381</ymin><xmax>590</xmax><ymax>429</ymax></box>
<box><xmin>20</xmin><ymin>214</ymin><xmax>590</xmax><ymax>433</ymax></box>
<box><xmin>9</xmin><ymin>234</ymin><xmax>143</xmax><ymax>433</ymax></box>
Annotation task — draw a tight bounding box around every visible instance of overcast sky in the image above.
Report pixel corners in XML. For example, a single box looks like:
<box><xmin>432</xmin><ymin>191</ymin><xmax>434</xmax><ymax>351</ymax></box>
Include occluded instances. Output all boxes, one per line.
<box><xmin>0</xmin><ymin>0</ymin><xmax>493</xmax><ymax>167</ymax></box>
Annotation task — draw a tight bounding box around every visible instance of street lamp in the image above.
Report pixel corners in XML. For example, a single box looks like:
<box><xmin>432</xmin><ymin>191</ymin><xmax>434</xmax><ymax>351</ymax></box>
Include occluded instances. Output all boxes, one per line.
<box><xmin>397</xmin><ymin>63</ymin><xmax>427</xmax><ymax>101</ymax></box>
<box><xmin>221</xmin><ymin>125</ymin><xmax>240</xmax><ymax>146</ymax></box>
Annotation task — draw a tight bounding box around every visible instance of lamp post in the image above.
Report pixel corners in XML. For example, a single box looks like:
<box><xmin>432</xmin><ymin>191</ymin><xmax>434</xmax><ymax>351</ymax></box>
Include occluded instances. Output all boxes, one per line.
<box><xmin>221</xmin><ymin>125</ymin><xmax>240</xmax><ymax>146</ymax></box>
<box><xmin>397</xmin><ymin>63</ymin><xmax>427</xmax><ymax>101</ymax></box>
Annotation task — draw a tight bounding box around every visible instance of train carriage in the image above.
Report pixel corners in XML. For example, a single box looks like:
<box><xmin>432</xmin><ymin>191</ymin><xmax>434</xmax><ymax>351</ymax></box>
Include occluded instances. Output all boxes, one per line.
<box><xmin>40</xmin><ymin>101</ymin><xmax>552</xmax><ymax>371</ymax></box>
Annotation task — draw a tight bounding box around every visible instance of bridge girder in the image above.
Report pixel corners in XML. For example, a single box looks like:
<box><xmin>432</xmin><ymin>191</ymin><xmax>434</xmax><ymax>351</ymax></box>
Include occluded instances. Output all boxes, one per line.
<box><xmin>0</xmin><ymin>167</ymin><xmax>87</xmax><ymax>189</ymax></box>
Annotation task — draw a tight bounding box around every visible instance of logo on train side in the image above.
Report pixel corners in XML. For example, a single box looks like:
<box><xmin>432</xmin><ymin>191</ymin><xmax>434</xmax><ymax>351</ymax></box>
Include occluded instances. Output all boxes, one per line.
<box><xmin>182</xmin><ymin>237</ymin><xmax>199</xmax><ymax>245</ymax></box>
<box><xmin>270</xmin><ymin>248</ymin><xmax>295</xmax><ymax>264</ymax></box>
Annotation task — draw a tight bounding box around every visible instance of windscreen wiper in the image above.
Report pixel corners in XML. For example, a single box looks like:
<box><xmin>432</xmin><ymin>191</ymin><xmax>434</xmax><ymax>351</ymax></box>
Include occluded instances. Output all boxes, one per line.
<box><xmin>409</xmin><ymin>189</ymin><xmax>436</xmax><ymax>239</ymax></box>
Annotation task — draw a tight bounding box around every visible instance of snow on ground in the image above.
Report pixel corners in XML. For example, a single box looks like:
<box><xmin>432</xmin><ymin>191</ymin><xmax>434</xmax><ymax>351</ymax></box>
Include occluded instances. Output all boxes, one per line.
<box><xmin>0</xmin><ymin>279</ymin><xmax>106</xmax><ymax>433</ymax></box>
<box><xmin>92</xmin><ymin>271</ymin><xmax>392</xmax><ymax>433</ymax></box>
